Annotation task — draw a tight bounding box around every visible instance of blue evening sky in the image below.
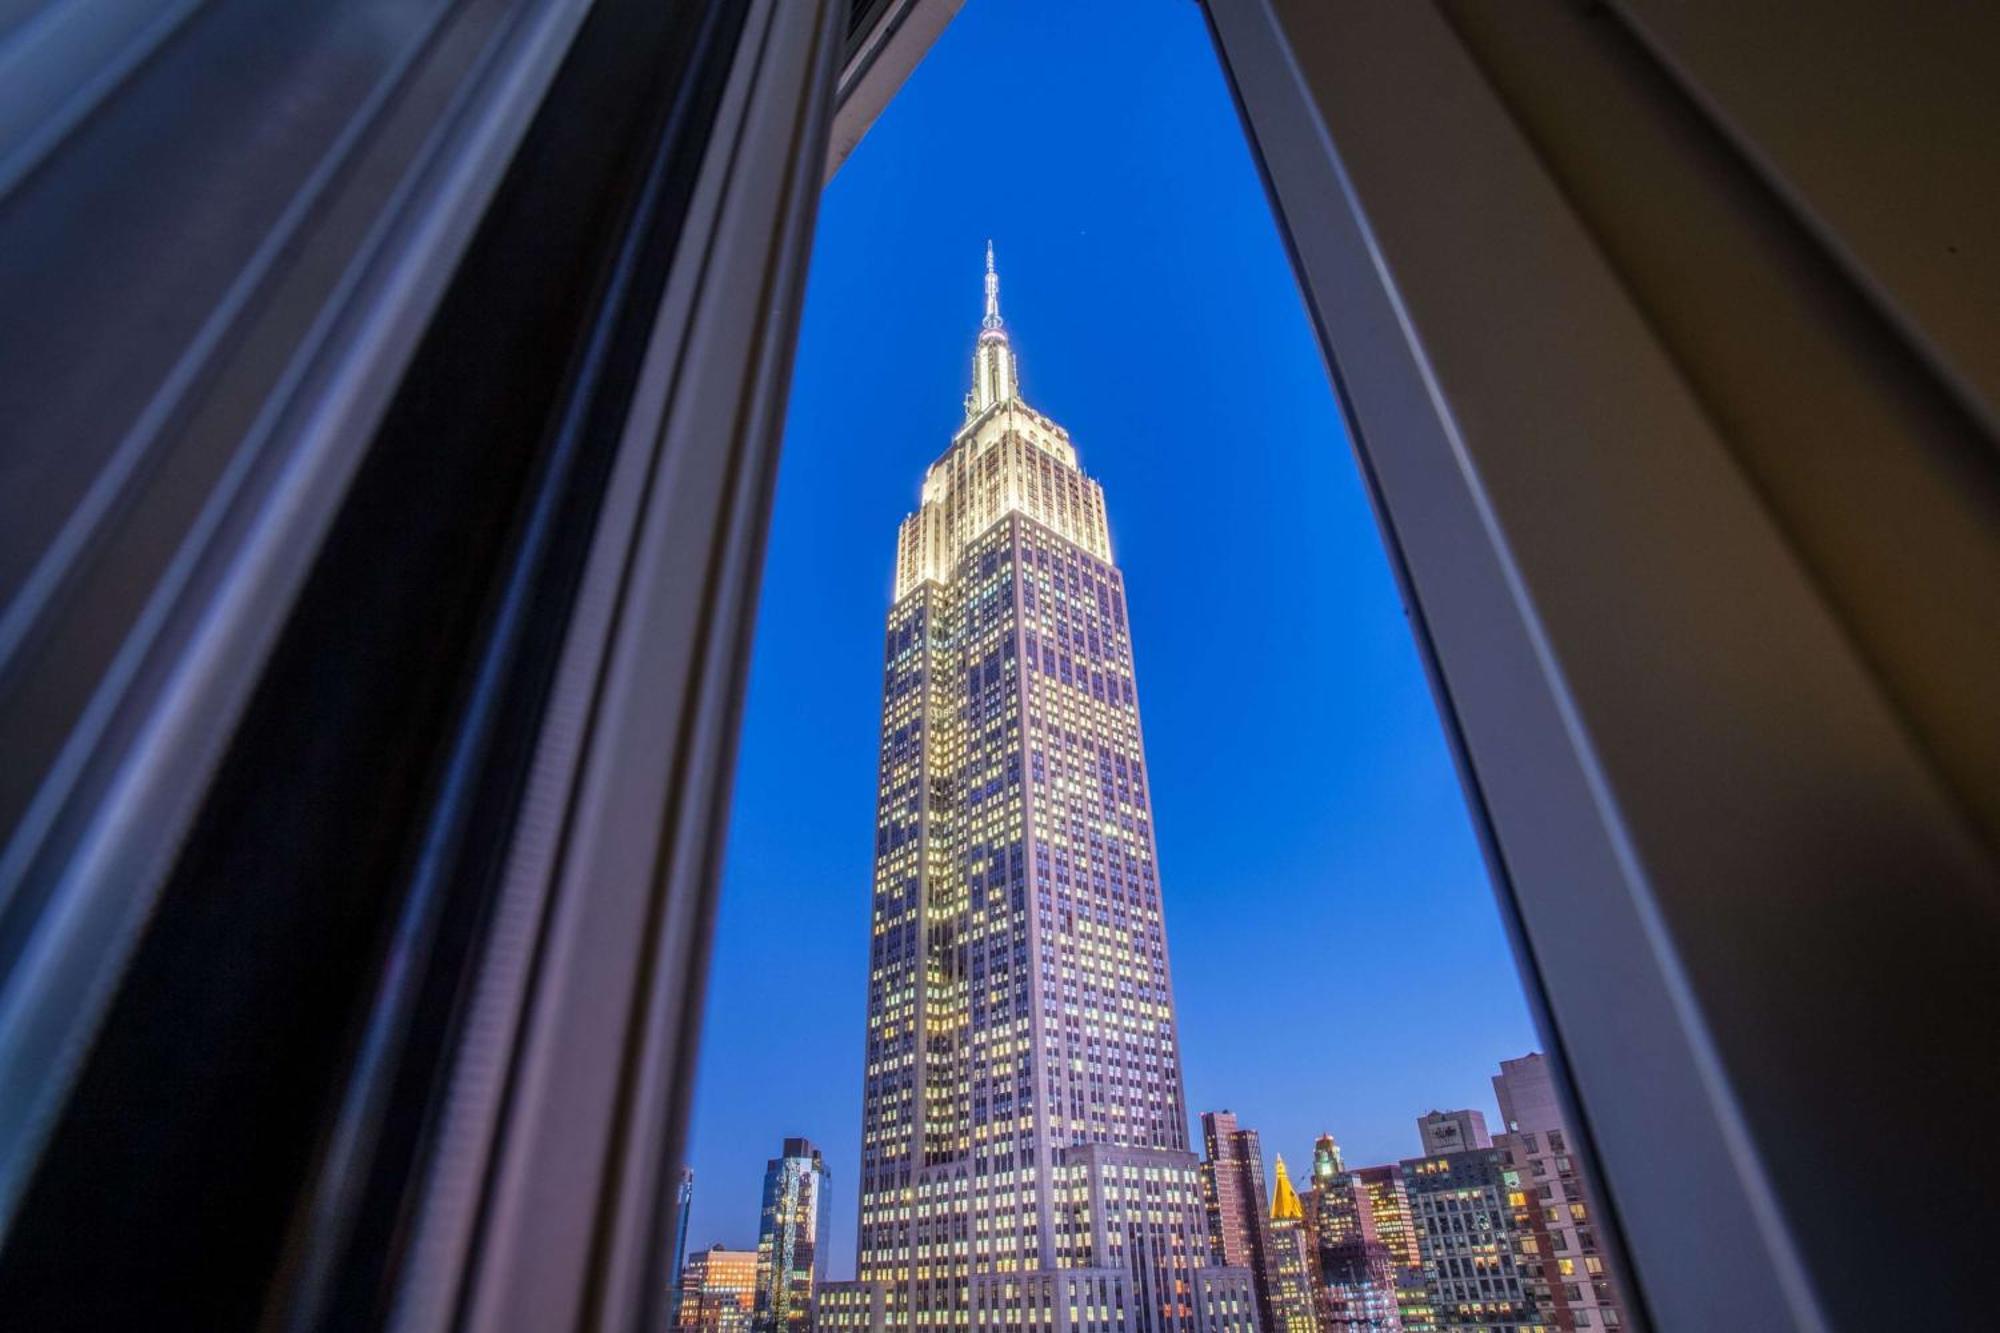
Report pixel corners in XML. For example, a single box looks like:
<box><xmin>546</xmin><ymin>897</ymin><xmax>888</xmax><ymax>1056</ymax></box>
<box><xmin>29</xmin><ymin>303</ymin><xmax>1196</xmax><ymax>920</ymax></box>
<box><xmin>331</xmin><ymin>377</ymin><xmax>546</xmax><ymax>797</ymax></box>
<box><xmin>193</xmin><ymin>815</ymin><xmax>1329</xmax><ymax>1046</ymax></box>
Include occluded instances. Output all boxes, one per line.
<box><xmin>685</xmin><ymin>0</ymin><xmax>1537</xmax><ymax>1273</ymax></box>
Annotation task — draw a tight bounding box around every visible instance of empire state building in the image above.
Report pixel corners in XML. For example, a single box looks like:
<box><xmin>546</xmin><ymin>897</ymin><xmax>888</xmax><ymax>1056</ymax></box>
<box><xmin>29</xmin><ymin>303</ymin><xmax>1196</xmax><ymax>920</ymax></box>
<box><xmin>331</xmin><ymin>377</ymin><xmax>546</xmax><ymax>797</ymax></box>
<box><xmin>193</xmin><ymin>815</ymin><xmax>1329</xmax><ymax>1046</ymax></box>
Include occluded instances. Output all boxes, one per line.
<box><xmin>817</xmin><ymin>250</ymin><xmax>1256</xmax><ymax>1333</ymax></box>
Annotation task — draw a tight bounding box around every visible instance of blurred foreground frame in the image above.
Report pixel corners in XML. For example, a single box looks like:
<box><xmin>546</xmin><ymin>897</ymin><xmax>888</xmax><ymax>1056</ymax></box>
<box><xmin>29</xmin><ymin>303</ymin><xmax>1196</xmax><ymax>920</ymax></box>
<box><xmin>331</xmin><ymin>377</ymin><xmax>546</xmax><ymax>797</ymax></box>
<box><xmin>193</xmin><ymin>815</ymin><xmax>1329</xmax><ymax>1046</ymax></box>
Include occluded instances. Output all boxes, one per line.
<box><xmin>0</xmin><ymin>1</ymin><xmax>1993</xmax><ymax>1329</ymax></box>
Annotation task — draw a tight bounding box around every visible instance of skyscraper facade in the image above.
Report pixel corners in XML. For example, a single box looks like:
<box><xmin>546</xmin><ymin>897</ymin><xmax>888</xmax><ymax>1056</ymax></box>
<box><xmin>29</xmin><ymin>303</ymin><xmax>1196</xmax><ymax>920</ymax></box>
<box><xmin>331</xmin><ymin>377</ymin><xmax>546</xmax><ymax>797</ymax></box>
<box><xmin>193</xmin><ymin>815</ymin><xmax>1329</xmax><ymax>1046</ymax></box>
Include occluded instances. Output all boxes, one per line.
<box><xmin>1266</xmin><ymin>1156</ymin><xmax>1322</xmax><ymax>1333</ymax></box>
<box><xmin>828</xmin><ymin>249</ymin><xmax>1255</xmax><ymax>1333</ymax></box>
<box><xmin>1303</xmin><ymin>1136</ymin><xmax>1401</xmax><ymax>1333</ymax></box>
<box><xmin>756</xmin><ymin>1138</ymin><xmax>831</xmax><ymax>1333</ymax></box>
<box><xmin>1491</xmin><ymin>1056</ymin><xmax>1625</xmax><ymax>1331</ymax></box>
<box><xmin>1303</xmin><ymin>1136</ymin><xmax>1356</xmax><ymax>1250</ymax></box>
<box><xmin>1200</xmin><ymin>1111</ymin><xmax>1280</xmax><ymax>1332</ymax></box>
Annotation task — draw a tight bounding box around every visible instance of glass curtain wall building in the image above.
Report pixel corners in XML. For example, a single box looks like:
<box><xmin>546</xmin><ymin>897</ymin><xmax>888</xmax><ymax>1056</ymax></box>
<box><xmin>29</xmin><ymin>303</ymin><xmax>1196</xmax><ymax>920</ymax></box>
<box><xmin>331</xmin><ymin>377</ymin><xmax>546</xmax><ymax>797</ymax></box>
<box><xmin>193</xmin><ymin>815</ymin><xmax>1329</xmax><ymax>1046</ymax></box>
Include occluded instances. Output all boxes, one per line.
<box><xmin>755</xmin><ymin>1139</ymin><xmax>831</xmax><ymax>1333</ymax></box>
<box><xmin>819</xmin><ymin>251</ymin><xmax>1256</xmax><ymax>1333</ymax></box>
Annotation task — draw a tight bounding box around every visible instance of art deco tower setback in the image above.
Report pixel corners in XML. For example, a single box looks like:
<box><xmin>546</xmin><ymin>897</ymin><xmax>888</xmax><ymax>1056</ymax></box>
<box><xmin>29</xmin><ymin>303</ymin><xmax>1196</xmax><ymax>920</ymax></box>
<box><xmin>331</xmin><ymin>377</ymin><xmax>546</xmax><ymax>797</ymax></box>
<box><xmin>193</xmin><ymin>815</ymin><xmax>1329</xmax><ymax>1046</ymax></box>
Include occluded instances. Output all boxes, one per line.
<box><xmin>822</xmin><ymin>249</ymin><xmax>1256</xmax><ymax>1333</ymax></box>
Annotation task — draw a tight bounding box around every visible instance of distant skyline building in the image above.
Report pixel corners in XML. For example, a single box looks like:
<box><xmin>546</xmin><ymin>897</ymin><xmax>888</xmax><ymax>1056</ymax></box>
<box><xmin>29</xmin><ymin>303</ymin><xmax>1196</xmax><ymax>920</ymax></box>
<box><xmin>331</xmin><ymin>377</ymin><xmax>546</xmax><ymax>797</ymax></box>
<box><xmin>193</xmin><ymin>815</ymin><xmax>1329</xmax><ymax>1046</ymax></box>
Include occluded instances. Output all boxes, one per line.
<box><xmin>1303</xmin><ymin>1135</ymin><xmax>1402</xmax><ymax>1333</ymax></box>
<box><xmin>1416</xmin><ymin>1110</ymin><xmax>1491</xmax><ymax>1157</ymax></box>
<box><xmin>821</xmin><ymin>247</ymin><xmax>1256</xmax><ymax>1333</ymax></box>
<box><xmin>669</xmin><ymin>1167</ymin><xmax>696</xmax><ymax>1326</ymax></box>
<box><xmin>1304</xmin><ymin>1135</ymin><xmax>1355</xmax><ymax>1248</ymax></box>
<box><xmin>1266</xmin><ymin>1156</ymin><xmax>1322</xmax><ymax>1333</ymax></box>
<box><xmin>755</xmin><ymin>1138</ymin><xmax>831</xmax><ymax>1333</ymax></box>
<box><xmin>680</xmin><ymin>1245</ymin><xmax>759</xmax><ymax>1333</ymax></box>
<box><xmin>1493</xmin><ymin>1055</ymin><xmax>1625</xmax><ymax>1330</ymax></box>
<box><xmin>1398</xmin><ymin>1151</ymin><xmax>1542</xmax><ymax>1331</ymax></box>
<box><xmin>1201</xmin><ymin>1111</ymin><xmax>1282</xmax><ymax>1332</ymax></box>
<box><xmin>1353</xmin><ymin>1166</ymin><xmax>1432</xmax><ymax>1333</ymax></box>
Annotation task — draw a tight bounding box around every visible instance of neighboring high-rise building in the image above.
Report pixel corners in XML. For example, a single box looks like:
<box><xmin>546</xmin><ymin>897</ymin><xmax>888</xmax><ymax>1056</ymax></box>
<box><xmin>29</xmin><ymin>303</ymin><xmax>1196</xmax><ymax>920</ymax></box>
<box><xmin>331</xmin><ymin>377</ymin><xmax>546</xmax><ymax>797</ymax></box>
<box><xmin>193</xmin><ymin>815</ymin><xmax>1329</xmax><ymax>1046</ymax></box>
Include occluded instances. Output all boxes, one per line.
<box><xmin>1353</xmin><ymin>1166</ymin><xmax>1432</xmax><ymax>1333</ymax></box>
<box><xmin>1492</xmin><ymin>1055</ymin><xmax>1626</xmax><ymax>1331</ymax></box>
<box><xmin>1416</xmin><ymin>1110</ymin><xmax>1491</xmax><ymax>1157</ymax></box>
<box><xmin>680</xmin><ymin>1246</ymin><xmax>760</xmax><ymax>1333</ymax></box>
<box><xmin>1201</xmin><ymin>1111</ymin><xmax>1282</xmax><ymax>1332</ymax></box>
<box><xmin>1267</xmin><ymin>1155</ymin><xmax>1323</xmax><ymax>1333</ymax></box>
<box><xmin>756</xmin><ymin>1138</ymin><xmax>831</xmax><ymax>1333</ymax></box>
<box><xmin>668</xmin><ymin>1167</ymin><xmax>696</xmax><ymax>1326</ymax></box>
<box><xmin>821</xmin><ymin>247</ymin><xmax>1256</xmax><ymax>1333</ymax></box>
<box><xmin>1399</xmin><ymin>1152</ymin><xmax>1546</xmax><ymax>1331</ymax></box>
<box><xmin>1317</xmin><ymin>1244</ymin><xmax>1405</xmax><ymax>1333</ymax></box>
<box><xmin>1352</xmin><ymin>1168</ymin><xmax>1419</xmax><ymax>1273</ymax></box>
<box><xmin>1303</xmin><ymin>1136</ymin><xmax>1401</xmax><ymax>1333</ymax></box>
<box><xmin>1303</xmin><ymin>1135</ymin><xmax>1368</xmax><ymax>1264</ymax></box>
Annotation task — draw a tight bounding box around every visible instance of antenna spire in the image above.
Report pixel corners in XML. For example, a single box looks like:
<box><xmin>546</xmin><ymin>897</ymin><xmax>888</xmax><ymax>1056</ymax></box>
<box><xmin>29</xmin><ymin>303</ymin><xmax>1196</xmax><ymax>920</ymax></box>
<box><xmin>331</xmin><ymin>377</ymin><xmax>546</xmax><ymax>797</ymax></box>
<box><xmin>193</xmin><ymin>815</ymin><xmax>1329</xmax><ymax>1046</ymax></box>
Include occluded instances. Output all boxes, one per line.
<box><xmin>966</xmin><ymin>240</ymin><xmax>1018</xmax><ymax>417</ymax></box>
<box><xmin>982</xmin><ymin>239</ymin><xmax>1003</xmax><ymax>332</ymax></box>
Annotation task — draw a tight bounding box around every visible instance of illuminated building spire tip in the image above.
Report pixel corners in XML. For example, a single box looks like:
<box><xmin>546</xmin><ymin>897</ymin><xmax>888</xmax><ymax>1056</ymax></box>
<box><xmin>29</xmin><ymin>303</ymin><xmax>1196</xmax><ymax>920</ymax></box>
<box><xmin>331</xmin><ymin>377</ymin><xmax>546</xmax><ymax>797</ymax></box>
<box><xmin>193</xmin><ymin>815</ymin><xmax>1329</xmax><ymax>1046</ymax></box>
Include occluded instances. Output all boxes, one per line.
<box><xmin>966</xmin><ymin>239</ymin><xmax>1017</xmax><ymax>416</ymax></box>
<box><xmin>1271</xmin><ymin>1154</ymin><xmax>1305</xmax><ymax>1222</ymax></box>
<box><xmin>982</xmin><ymin>239</ymin><xmax>1003</xmax><ymax>332</ymax></box>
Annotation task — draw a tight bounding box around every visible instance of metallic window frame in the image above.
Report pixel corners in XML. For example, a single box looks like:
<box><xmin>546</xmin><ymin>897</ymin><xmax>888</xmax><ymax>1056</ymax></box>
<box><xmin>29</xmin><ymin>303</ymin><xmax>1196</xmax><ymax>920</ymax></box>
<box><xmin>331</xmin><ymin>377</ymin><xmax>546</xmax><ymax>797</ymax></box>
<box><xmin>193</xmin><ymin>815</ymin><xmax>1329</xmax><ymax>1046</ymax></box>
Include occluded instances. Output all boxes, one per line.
<box><xmin>1201</xmin><ymin>3</ymin><xmax>1999</xmax><ymax>1330</ymax></box>
<box><xmin>0</xmin><ymin>0</ymin><xmax>602</xmax><ymax>1228</ymax></box>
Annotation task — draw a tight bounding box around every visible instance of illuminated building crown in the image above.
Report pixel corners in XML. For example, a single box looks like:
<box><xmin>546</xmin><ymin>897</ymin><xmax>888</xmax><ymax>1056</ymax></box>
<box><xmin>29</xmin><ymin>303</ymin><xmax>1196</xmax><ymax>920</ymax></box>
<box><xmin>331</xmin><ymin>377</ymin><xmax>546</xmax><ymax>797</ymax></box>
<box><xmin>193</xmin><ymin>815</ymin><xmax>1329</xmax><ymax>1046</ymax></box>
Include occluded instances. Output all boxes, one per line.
<box><xmin>895</xmin><ymin>245</ymin><xmax>1110</xmax><ymax>599</ymax></box>
<box><xmin>1271</xmin><ymin>1155</ymin><xmax>1306</xmax><ymax>1222</ymax></box>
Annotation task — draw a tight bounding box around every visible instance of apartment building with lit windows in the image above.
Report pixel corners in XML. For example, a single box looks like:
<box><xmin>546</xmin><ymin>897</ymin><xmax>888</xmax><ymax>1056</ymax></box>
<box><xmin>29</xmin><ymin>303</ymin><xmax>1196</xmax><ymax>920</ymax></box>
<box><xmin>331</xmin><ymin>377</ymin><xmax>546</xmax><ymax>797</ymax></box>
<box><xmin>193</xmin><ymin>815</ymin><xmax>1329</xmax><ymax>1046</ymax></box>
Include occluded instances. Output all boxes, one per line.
<box><xmin>1353</xmin><ymin>1165</ymin><xmax>1433</xmax><ymax>1333</ymax></box>
<box><xmin>1493</xmin><ymin>1056</ymin><xmax>1625</xmax><ymax>1331</ymax></box>
<box><xmin>1303</xmin><ymin>1136</ymin><xmax>1402</xmax><ymax>1332</ymax></box>
<box><xmin>1399</xmin><ymin>1152</ymin><xmax>1546</xmax><ymax>1332</ymax></box>
<box><xmin>819</xmin><ymin>249</ymin><xmax>1255</xmax><ymax>1333</ymax></box>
